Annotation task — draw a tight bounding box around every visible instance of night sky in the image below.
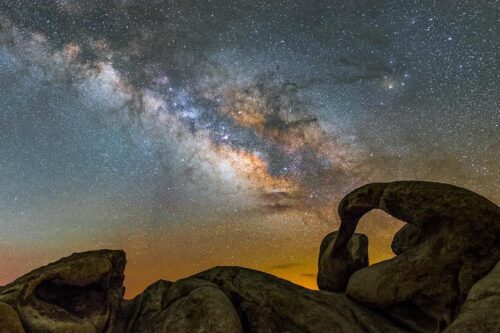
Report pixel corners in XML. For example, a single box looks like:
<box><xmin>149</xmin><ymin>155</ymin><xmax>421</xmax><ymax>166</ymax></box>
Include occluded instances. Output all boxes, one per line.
<box><xmin>0</xmin><ymin>0</ymin><xmax>498</xmax><ymax>297</ymax></box>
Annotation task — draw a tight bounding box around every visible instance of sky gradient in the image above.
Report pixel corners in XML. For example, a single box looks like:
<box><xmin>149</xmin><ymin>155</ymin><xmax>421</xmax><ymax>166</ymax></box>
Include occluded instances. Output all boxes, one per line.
<box><xmin>0</xmin><ymin>0</ymin><xmax>498</xmax><ymax>298</ymax></box>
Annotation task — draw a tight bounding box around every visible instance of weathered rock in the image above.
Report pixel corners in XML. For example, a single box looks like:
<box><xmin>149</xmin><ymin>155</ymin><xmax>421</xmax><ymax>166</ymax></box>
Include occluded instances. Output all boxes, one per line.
<box><xmin>329</xmin><ymin>181</ymin><xmax>500</xmax><ymax>331</ymax></box>
<box><xmin>115</xmin><ymin>279</ymin><xmax>173</xmax><ymax>333</ymax></box>
<box><xmin>127</xmin><ymin>278</ymin><xmax>243</xmax><ymax>333</ymax></box>
<box><xmin>113</xmin><ymin>264</ymin><xmax>414</xmax><ymax>333</ymax></box>
<box><xmin>0</xmin><ymin>301</ymin><xmax>25</xmax><ymax>333</ymax></box>
<box><xmin>391</xmin><ymin>224</ymin><xmax>424</xmax><ymax>255</ymax></box>
<box><xmin>193</xmin><ymin>266</ymin><xmax>413</xmax><ymax>333</ymax></box>
<box><xmin>0</xmin><ymin>250</ymin><xmax>126</xmax><ymax>333</ymax></box>
<box><xmin>444</xmin><ymin>261</ymin><xmax>500</xmax><ymax>333</ymax></box>
<box><xmin>317</xmin><ymin>231</ymin><xmax>369</xmax><ymax>291</ymax></box>
<box><xmin>1</xmin><ymin>181</ymin><xmax>497</xmax><ymax>333</ymax></box>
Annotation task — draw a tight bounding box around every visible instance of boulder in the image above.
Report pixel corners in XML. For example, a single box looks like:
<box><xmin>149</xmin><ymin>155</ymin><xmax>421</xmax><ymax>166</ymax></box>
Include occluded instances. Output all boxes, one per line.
<box><xmin>0</xmin><ymin>250</ymin><xmax>126</xmax><ymax>333</ymax></box>
<box><xmin>115</xmin><ymin>279</ymin><xmax>173</xmax><ymax>333</ymax></box>
<box><xmin>317</xmin><ymin>231</ymin><xmax>369</xmax><ymax>291</ymax></box>
<box><xmin>444</xmin><ymin>261</ymin><xmax>500</xmax><ymax>333</ymax></box>
<box><xmin>118</xmin><ymin>266</ymin><xmax>411</xmax><ymax>333</ymax></box>
<box><xmin>126</xmin><ymin>278</ymin><xmax>243</xmax><ymax>333</ymax></box>
<box><xmin>329</xmin><ymin>181</ymin><xmax>499</xmax><ymax>331</ymax></box>
<box><xmin>0</xmin><ymin>301</ymin><xmax>25</xmax><ymax>333</ymax></box>
<box><xmin>391</xmin><ymin>224</ymin><xmax>424</xmax><ymax>255</ymax></box>
<box><xmin>192</xmin><ymin>266</ymin><xmax>412</xmax><ymax>333</ymax></box>
<box><xmin>0</xmin><ymin>181</ymin><xmax>497</xmax><ymax>333</ymax></box>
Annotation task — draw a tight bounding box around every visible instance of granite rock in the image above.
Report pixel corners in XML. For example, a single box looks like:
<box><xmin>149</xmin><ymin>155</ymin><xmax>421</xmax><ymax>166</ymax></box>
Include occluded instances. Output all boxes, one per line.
<box><xmin>331</xmin><ymin>181</ymin><xmax>499</xmax><ymax>331</ymax></box>
<box><xmin>317</xmin><ymin>231</ymin><xmax>369</xmax><ymax>291</ymax></box>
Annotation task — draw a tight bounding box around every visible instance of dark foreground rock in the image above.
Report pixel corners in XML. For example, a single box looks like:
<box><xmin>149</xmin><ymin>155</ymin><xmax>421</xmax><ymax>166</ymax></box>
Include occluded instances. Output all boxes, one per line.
<box><xmin>323</xmin><ymin>181</ymin><xmax>500</xmax><ymax>332</ymax></box>
<box><xmin>317</xmin><ymin>231</ymin><xmax>369</xmax><ymax>291</ymax></box>
<box><xmin>0</xmin><ymin>250</ymin><xmax>411</xmax><ymax>333</ymax></box>
<box><xmin>123</xmin><ymin>278</ymin><xmax>243</xmax><ymax>333</ymax></box>
<box><xmin>1</xmin><ymin>181</ymin><xmax>498</xmax><ymax>333</ymax></box>
<box><xmin>0</xmin><ymin>250</ymin><xmax>125</xmax><ymax>333</ymax></box>
<box><xmin>443</xmin><ymin>261</ymin><xmax>500</xmax><ymax>333</ymax></box>
<box><xmin>0</xmin><ymin>301</ymin><xmax>24</xmax><ymax>333</ymax></box>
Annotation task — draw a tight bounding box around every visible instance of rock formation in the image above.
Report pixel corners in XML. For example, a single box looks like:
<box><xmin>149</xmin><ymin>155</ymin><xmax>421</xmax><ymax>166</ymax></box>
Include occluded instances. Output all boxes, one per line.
<box><xmin>0</xmin><ymin>301</ymin><xmax>24</xmax><ymax>333</ymax></box>
<box><xmin>0</xmin><ymin>250</ymin><xmax>125</xmax><ymax>333</ymax></box>
<box><xmin>322</xmin><ymin>181</ymin><xmax>500</xmax><ymax>332</ymax></box>
<box><xmin>1</xmin><ymin>181</ymin><xmax>498</xmax><ymax>333</ymax></box>
<box><xmin>443</xmin><ymin>261</ymin><xmax>500</xmax><ymax>333</ymax></box>
<box><xmin>317</xmin><ymin>231</ymin><xmax>369</xmax><ymax>291</ymax></box>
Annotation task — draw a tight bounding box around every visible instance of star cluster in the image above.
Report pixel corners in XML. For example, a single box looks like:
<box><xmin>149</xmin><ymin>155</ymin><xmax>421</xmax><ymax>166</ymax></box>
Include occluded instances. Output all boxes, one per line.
<box><xmin>0</xmin><ymin>0</ymin><xmax>498</xmax><ymax>297</ymax></box>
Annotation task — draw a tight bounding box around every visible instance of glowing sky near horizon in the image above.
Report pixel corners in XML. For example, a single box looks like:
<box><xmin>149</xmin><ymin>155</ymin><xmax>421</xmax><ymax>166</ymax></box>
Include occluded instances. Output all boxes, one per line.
<box><xmin>0</xmin><ymin>0</ymin><xmax>498</xmax><ymax>297</ymax></box>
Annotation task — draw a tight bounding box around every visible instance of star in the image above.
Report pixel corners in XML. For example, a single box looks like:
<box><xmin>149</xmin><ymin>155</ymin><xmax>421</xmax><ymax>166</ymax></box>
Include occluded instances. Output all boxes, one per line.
<box><xmin>0</xmin><ymin>0</ymin><xmax>497</xmax><ymax>298</ymax></box>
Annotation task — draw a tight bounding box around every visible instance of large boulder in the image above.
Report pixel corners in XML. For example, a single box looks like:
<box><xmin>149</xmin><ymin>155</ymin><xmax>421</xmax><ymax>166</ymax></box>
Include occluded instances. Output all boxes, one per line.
<box><xmin>329</xmin><ymin>181</ymin><xmax>499</xmax><ymax>331</ymax></box>
<box><xmin>1</xmin><ymin>181</ymin><xmax>497</xmax><ymax>333</ymax></box>
<box><xmin>191</xmin><ymin>266</ymin><xmax>412</xmax><ymax>333</ymax></box>
<box><xmin>124</xmin><ymin>278</ymin><xmax>243</xmax><ymax>333</ymax></box>
<box><xmin>390</xmin><ymin>224</ymin><xmax>424</xmax><ymax>255</ymax></box>
<box><xmin>317</xmin><ymin>231</ymin><xmax>369</xmax><ymax>291</ymax></box>
<box><xmin>0</xmin><ymin>301</ymin><xmax>25</xmax><ymax>333</ymax></box>
<box><xmin>114</xmin><ymin>279</ymin><xmax>173</xmax><ymax>333</ymax></box>
<box><xmin>117</xmin><ymin>266</ymin><xmax>410</xmax><ymax>333</ymax></box>
<box><xmin>0</xmin><ymin>250</ymin><xmax>126</xmax><ymax>333</ymax></box>
<box><xmin>444</xmin><ymin>261</ymin><xmax>500</xmax><ymax>333</ymax></box>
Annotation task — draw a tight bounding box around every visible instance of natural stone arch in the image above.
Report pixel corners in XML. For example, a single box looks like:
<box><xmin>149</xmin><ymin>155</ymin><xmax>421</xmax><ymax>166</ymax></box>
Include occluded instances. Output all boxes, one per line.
<box><xmin>319</xmin><ymin>181</ymin><xmax>500</xmax><ymax>331</ymax></box>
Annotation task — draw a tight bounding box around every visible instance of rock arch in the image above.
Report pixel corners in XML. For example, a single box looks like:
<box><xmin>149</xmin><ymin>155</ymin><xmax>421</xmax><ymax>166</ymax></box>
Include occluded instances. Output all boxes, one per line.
<box><xmin>319</xmin><ymin>181</ymin><xmax>500</xmax><ymax>331</ymax></box>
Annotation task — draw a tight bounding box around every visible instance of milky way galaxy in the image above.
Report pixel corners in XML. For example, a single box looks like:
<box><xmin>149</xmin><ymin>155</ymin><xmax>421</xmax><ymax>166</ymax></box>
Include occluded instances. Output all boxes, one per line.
<box><xmin>0</xmin><ymin>0</ymin><xmax>498</xmax><ymax>297</ymax></box>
